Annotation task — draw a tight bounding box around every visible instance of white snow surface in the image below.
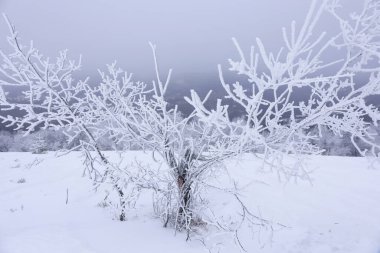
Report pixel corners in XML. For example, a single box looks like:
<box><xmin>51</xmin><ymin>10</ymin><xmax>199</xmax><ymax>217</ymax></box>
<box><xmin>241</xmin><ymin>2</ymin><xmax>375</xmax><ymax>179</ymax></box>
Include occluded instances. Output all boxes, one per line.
<box><xmin>0</xmin><ymin>151</ymin><xmax>379</xmax><ymax>253</ymax></box>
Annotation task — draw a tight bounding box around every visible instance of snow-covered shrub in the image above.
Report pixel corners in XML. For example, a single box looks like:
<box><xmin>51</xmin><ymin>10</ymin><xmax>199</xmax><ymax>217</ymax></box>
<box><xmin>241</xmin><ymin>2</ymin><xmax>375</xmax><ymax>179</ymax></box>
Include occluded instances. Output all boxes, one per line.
<box><xmin>30</xmin><ymin>133</ymin><xmax>47</xmax><ymax>154</ymax></box>
<box><xmin>0</xmin><ymin>131</ymin><xmax>13</xmax><ymax>152</ymax></box>
<box><xmin>309</xmin><ymin>125</ymin><xmax>356</xmax><ymax>156</ymax></box>
<box><xmin>40</xmin><ymin>129</ymin><xmax>68</xmax><ymax>151</ymax></box>
<box><xmin>2</xmin><ymin>129</ymin><xmax>69</xmax><ymax>152</ymax></box>
<box><xmin>10</xmin><ymin>132</ymin><xmax>30</xmax><ymax>152</ymax></box>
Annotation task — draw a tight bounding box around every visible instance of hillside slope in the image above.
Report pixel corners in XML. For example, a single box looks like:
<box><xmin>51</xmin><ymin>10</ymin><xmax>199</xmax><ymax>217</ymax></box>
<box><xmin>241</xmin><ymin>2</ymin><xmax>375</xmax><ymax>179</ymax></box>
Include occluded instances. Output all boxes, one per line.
<box><xmin>0</xmin><ymin>152</ymin><xmax>379</xmax><ymax>253</ymax></box>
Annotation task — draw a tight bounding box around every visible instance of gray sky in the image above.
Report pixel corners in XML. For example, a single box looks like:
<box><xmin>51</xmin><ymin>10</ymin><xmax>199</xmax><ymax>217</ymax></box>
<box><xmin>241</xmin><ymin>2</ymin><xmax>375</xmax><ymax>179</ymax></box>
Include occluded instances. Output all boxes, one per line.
<box><xmin>0</xmin><ymin>0</ymin><xmax>362</xmax><ymax>80</ymax></box>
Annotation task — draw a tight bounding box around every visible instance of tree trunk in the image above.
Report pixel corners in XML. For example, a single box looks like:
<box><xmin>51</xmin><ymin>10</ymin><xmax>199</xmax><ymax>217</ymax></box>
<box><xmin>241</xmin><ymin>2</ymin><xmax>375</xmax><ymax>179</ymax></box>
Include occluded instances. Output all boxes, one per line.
<box><xmin>177</xmin><ymin>174</ymin><xmax>191</xmax><ymax>215</ymax></box>
<box><xmin>176</xmin><ymin>148</ymin><xmax>195</xmax><ymax>224</ymax></box>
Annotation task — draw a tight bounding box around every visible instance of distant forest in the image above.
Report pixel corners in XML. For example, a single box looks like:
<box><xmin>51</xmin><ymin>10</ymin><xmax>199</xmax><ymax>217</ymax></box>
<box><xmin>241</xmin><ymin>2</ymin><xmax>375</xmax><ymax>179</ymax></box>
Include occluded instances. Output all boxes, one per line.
<box><xmin>1</xmin><ymin>72</ymin><xmax>378</xmax><ymax>132</ymax></box>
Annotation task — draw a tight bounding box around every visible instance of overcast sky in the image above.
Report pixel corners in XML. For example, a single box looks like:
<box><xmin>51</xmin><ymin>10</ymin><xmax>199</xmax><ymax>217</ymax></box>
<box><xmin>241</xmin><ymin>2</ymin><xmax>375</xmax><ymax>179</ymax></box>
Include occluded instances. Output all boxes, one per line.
<box><xmin>0</xmin><ymin>0</ymin><xmax>362</xmax><ymax>81</ymax></box>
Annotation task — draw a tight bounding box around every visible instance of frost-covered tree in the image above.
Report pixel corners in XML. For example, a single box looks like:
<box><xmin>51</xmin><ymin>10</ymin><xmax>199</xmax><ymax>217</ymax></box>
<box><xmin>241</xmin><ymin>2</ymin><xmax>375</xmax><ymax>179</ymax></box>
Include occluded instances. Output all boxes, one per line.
<box><xmin>30</xmin><ymin>132</ymin><xmax>47</xmax><ymax>154</ymax></box>
<box><xmin>188</xmin><ymin>0</ymin><xmax>380</xmax><ymax>178</ymax></box>
<box><xmin>0</xmin><ymin>131</ymin><xmax>13</xmax><ymax>152</ymax></box>
<box><xmin>308</xmin><ymin>125</ymin><xmax>353</xmax><ymax>156</ymax></box>
<box><xmin>0</xmin><ymin>13</ymin><xmax>270</xmax><ymax>242</ymax></box>
<box><xmin>79</xmin><ymin>44</ymin><xmax>246</xmax><ymax>233</ymax></box>
<box><xmin>42</xmin><ymin>129</ymin><xmax>68</xmax><ymax>151</ymax></box>
<box><xmin>0</xmin><ymin>13</ymin><xmax>237</xmax><ymax>230</ymax></box>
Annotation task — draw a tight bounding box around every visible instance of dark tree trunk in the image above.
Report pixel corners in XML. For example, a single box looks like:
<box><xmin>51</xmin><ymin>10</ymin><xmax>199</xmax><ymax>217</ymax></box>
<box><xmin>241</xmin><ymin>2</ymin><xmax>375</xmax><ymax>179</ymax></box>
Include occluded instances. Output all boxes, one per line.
<box><xmin>118</xmin><ymin>189</ymin><xmax>126</xmax><ymax>221</ymax></box>
<box><xmin>176</xmin><ymin>149</ymin><xmax>195</xmax><ymax>220</ymax></box>
<box><xmin>164</xmin><ymin>143</ymin><xmax>196</xmax><ymax>226</ymax></box>
<box><xmin>177</xmin><ymin>175</ymin><xmax>191</xmax><ymax>215</ymax></box>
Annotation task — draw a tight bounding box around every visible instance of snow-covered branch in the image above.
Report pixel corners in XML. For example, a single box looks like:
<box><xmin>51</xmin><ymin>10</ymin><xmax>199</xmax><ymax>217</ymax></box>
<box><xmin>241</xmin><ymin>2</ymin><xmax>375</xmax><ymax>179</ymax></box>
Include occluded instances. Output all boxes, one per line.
<box><xmin>188</xmin><ymin>0</ymin><xmax>380</xmax><ymax>177</ymax></box>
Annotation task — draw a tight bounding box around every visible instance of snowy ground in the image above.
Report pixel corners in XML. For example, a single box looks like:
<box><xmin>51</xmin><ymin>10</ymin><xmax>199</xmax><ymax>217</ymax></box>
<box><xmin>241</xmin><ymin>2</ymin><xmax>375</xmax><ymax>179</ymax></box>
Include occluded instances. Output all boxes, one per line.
<box><xmin>0</xmin><ymin>151</ymin><xmax>379</xmax><ymax>253</ymax></box>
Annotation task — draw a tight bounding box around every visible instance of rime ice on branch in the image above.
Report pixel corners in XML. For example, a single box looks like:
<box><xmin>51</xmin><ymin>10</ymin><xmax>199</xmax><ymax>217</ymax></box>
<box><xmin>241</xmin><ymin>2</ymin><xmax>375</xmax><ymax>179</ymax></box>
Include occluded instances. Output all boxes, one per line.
<box><xmin>187</xmin><ymin>0</ymin><xmax>380</xmax><ymax>176</ymax></box>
